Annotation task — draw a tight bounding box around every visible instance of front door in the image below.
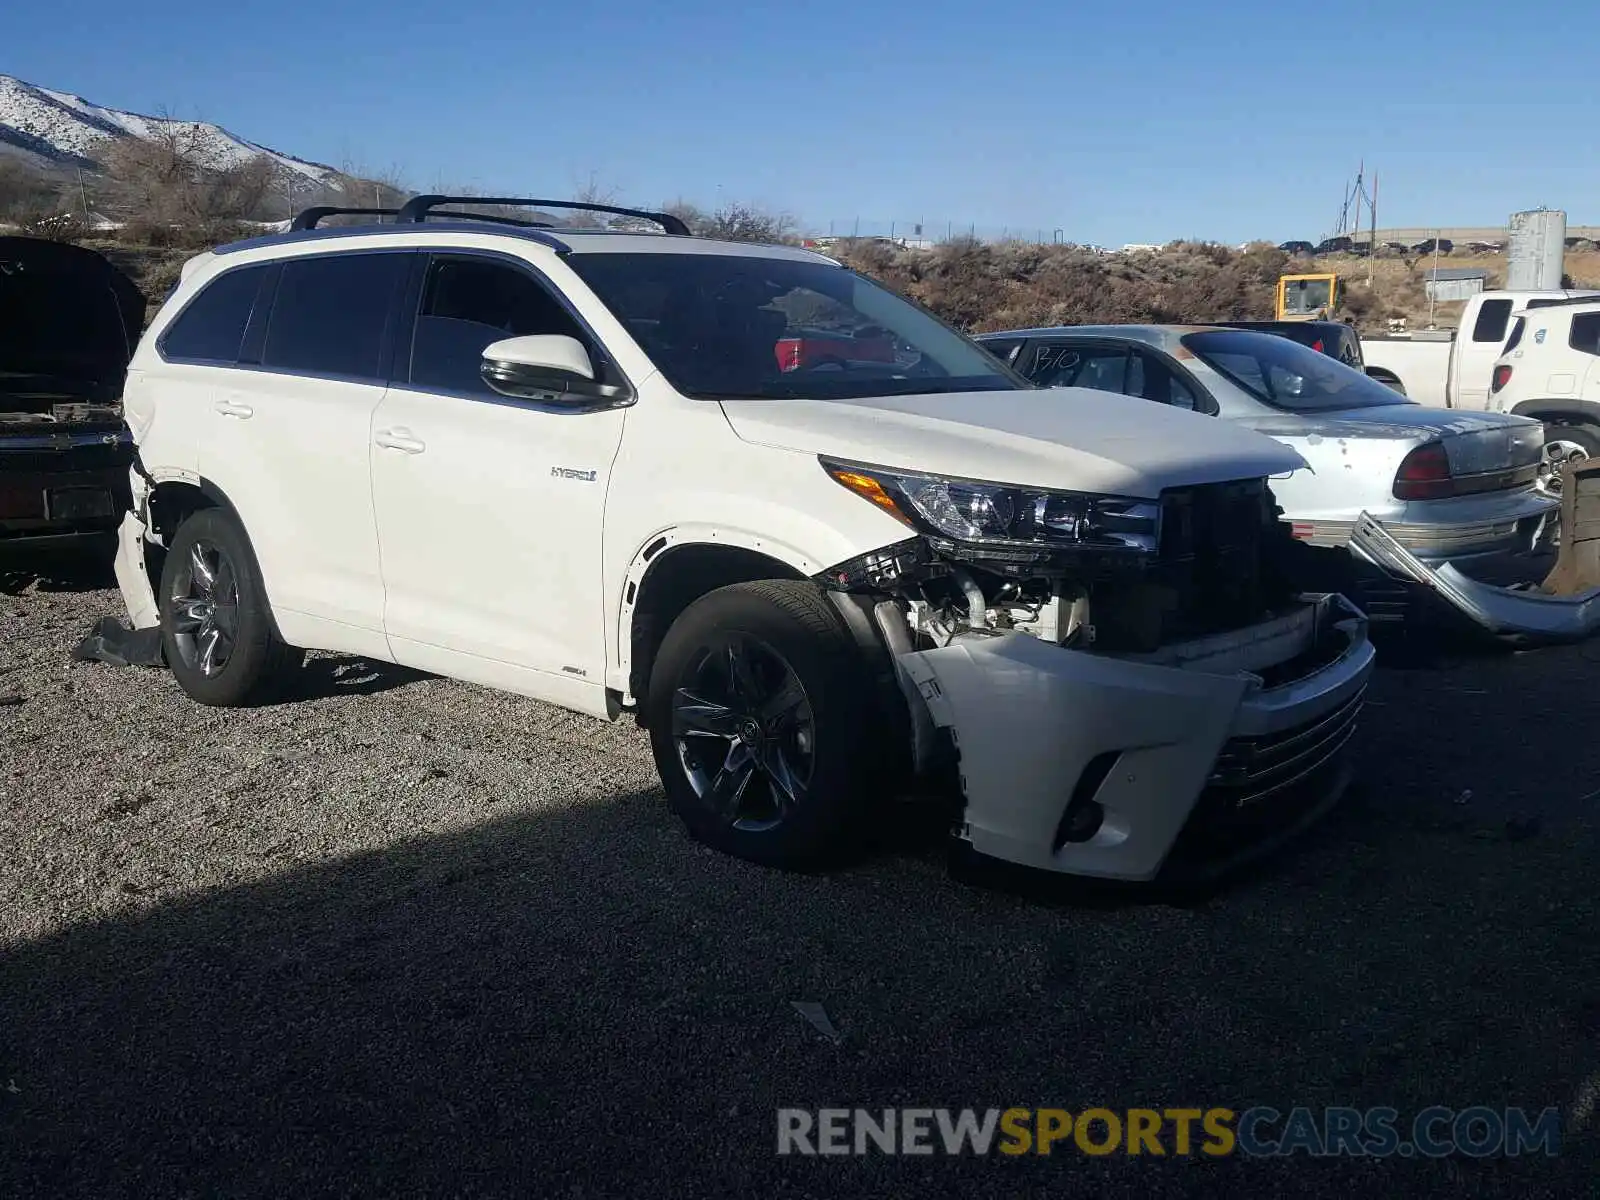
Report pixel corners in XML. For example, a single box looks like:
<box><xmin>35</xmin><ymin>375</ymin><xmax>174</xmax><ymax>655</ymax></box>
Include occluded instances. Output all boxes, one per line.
<box><xmin>369</xmin><ymin>252</ymin><xmax>627</xmax><ymax>699</ymax></box>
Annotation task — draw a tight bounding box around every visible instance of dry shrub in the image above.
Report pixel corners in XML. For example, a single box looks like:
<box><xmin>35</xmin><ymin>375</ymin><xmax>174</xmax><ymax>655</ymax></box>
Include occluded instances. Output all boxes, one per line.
<box><xmin>832</xmin><ymin>238</ymin><xmax>1290</xmax><ymax>332</ymax></box>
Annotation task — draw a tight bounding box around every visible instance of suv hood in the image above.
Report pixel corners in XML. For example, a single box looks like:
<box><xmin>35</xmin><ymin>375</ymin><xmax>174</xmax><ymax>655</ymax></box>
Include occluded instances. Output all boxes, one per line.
<box><xmin>720</xmin><ymin>386</ymin><xmax>1305</xmax><ymax>497</ymax></box>
<box><xmin>0</xmin><ymin>236</ymin><xmax>145</xmax><ymax>405</ymax></box>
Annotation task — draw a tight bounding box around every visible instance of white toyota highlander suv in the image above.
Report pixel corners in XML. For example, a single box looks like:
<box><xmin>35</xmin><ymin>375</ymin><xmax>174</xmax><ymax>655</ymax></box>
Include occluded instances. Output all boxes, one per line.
<box><xmin>114</xmin><ymin>196</ymin><xmax>1376</xmax><ymax>884</ymax></box>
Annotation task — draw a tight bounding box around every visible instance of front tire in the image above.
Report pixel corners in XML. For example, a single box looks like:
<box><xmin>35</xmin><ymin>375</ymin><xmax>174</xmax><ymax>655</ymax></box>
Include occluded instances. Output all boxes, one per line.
<box><xmin>158</xmin><ymin>507</ymin><xmax>303</xmax><ymax>706</ymax></box>
<box><xmin>647</xmin><ymin>580</ymin><xmax>877</xmax><ymax>869</ymax></box>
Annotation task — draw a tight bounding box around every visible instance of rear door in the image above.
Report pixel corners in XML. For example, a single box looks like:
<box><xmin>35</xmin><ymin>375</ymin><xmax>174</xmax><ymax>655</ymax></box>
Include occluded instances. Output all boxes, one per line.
<box><xmin>199</xmin><ymin>249</ymin><xmax>410</xmax><ymax>652</ymax></box>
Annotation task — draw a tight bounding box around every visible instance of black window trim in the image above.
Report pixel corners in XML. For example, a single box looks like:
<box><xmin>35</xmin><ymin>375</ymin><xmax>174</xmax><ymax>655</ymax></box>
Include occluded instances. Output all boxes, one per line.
<box><xmin>154</xmin><ymin>261</ymin><xmax>274</xmax><ymax>366</ymax></box>
<box><xmin>1022</xmin><ymin>336</ymin><xmax>1219</xmax><ymax>416</ymax></box>
<box><xmin>386</xmin><ymin>247</ymin><xmax>637</xmax><ymax>413</ymax></box>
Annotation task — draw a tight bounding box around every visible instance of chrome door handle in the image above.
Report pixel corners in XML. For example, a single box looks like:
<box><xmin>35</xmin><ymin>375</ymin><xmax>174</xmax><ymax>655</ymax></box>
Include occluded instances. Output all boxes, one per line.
<box><xmin>214</xmin><ymin>398</ymin><xmax>253</xmax><ymax>418</ymax></box>
<box><xmin>375</xmin><ymin>428</ymin><xmax>426</xmax><ymax>454</ymax></box>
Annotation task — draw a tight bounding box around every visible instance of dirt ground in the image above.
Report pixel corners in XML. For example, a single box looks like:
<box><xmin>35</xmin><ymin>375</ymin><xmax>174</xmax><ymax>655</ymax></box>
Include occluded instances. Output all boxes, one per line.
<box><xmin>1</xmin><ymin>550</ymin><xmax>1598</xmax><ymax>1197</ymax></box>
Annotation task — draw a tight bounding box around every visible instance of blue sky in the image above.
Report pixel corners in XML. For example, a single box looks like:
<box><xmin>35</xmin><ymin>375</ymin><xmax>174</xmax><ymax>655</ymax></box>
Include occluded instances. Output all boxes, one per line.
<box><xmin>7</xmin><ymin>0</ymin><xmax>1594</xmax><ymax>245</ymax></box>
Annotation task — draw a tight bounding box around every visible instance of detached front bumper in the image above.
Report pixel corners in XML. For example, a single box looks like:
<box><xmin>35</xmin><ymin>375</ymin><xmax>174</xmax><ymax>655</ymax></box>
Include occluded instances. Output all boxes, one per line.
<box><xmin>898</xmin><ymin>594</ymin><xmax>1375</xmax><ymax>883</ymax></box>
<box><xmin>1350</xmin><ymin>512</ymin><xmax>1600</xmax><ymax>642</ymax></box>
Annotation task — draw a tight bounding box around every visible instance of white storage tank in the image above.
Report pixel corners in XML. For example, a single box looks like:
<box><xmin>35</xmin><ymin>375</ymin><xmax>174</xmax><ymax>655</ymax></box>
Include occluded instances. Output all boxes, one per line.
<box><xmin>1506</xmin><ymin>208</ymin><xmax>1566</xmax><ymax>290</ymax></box>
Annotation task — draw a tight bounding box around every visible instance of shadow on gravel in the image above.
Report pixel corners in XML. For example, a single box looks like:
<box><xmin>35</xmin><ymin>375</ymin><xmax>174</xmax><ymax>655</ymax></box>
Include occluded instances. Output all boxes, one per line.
<box><xmin>287</xmin><ymin>655</ymin><xmax>429</xmax><ymax>702</ymax></box>
<box><xmin>3</xmin><ymin>695</ymin><xmax>1598</xmax><ymax>1200</ymax></box>
<box><xmin>0</xmin><ymin>543</ymin><xmax>117</xmax><ymax>596</ymax></box>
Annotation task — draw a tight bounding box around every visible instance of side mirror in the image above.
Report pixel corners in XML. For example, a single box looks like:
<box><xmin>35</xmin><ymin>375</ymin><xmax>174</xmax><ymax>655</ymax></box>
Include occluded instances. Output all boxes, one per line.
<box><xmin>480</xmin><ymin>334</ymin><xmax>627</xmax><ymax>405</ymax></box>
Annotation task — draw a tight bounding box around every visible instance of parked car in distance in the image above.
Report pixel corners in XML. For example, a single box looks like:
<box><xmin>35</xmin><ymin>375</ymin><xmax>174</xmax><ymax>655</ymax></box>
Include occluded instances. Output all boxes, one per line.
<box><xmin>114</xmin><ymin>195</ymin><xmax>1376</xmax><ymax>886</ymax></box>
<box><xmin>0</xmin><ymin>236</ymin><xmax>141</xmax><ymax>552</ymax></box>
<box><xmin>1412</xmin><ymin>238</ymin><xmax>1454</xmax><ymax>255</ymax></box>
<box><xmin>1360</xmin><ymin>288</ymin><xmax>1600</xmax><ymax>410</ymax></box>
<box><xmin>978</xmin><ymin>325</ymin><xmax>1556</xmax><ymax>592</ymax></box>
<box><xmin>774</xmin><ymin>326</ymin><xmax>895</xmax><ymax>372</ymax></box>
<box><xmin>1489</xmin><ymin>297</ymin><xmax>1600</xmax><ymax>457</ymax></box>
<box><xmin>1277</xmin><ymin>240</ymin><xmax>1315</xmax><ymax>256</ymax></box>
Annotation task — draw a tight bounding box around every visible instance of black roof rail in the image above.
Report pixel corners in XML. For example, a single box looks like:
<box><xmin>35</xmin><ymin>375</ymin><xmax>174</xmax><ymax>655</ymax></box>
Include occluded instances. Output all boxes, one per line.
<box><xmin>424</xmin><ymin>210</ymin><xmax>557</xmax><ymax>230</ymax></box>
<box><xmin>290</xmin><ymin>206</ymin><xmax>400</xmax><ymax>231</ymax></box>
<box><xmin>394</xmin><ymin>195</ymin><xmax>691</xmax><ymax>236</ymax></box>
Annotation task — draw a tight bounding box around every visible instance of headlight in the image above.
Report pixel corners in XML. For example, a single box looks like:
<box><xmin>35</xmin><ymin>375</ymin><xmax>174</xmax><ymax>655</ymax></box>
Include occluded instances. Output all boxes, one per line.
<box><xmin>822</xmin><ymin>459</ymin><xmax>1161</xmax><ymax>553</ymax></box>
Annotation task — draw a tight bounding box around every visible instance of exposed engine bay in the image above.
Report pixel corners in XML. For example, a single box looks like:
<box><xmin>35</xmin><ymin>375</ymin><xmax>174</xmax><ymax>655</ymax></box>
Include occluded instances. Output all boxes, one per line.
<box><xmin>817</xmin><ymin>478</ymin><xmax>1309</xmax><ymax>657</ymax></box>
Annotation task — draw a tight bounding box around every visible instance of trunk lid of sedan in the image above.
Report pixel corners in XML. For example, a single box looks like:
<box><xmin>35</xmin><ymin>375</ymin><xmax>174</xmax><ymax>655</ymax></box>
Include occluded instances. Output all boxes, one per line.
<box><xmin>1237</xmin><ymin>406</ymin><xmax>1546</xmax><ymax>501</ymax></box>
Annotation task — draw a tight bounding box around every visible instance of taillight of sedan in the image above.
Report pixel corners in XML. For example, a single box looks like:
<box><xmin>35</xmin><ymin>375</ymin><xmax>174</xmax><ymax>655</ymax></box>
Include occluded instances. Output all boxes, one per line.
<box><xmin>1393</xmin><ymin>433</ymin><xmax>1542</xmax><ymax>501</ymax></box>
<box><xmin>1491</xmin><ymin>364</ymin><xmax>1513</xmax><ymax>394</ymax></box>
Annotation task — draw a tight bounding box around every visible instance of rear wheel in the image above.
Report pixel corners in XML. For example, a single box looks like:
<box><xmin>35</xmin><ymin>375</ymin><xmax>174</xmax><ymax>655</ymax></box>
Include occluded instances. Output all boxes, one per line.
<box><xmin>158</xmin><ymin>508</ymin><xmax>303</xmax><ymax>706</ymax></box>
<box><xmin>647</xmin><ymin>580</ymin><xmax>876</xmax><ymax>869</ymax></box>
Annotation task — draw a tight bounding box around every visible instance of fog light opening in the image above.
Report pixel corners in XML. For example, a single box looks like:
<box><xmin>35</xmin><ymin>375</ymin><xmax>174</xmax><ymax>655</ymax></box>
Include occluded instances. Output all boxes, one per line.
<box><xmin>1054</xmin><ymin>752</ymin><xmax>1118</xmax><ymax>850</ymax></box>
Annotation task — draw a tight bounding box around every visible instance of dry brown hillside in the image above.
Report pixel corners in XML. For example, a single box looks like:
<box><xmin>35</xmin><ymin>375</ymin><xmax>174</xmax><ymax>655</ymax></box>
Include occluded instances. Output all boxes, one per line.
<box><xmin>831</xmin><ymin>237</ymin><xmax>1600</xmax><ymax>334</ymax></box>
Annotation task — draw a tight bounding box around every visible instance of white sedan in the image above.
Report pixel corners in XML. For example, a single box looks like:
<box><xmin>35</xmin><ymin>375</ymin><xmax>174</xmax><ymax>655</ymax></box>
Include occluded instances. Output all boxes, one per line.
<box><xmin>978</xmin><ymin>325</ymin><xmax>1557</xmax><ymax>593</ymax></box>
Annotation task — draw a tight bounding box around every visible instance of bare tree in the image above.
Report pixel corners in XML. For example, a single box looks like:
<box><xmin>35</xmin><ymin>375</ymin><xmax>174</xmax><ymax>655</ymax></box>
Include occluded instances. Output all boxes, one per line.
<box><xmin>661</xmin><ymin>199</ymin><xmax>794</xmax><ymax>243</ymax></box>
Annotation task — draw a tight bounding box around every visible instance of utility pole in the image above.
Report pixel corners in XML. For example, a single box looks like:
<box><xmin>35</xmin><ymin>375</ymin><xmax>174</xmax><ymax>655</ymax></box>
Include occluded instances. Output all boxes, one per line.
<box><xmin>1427</xmin><ymin>228</ymin><xmax>1442</xmax><ymax>328</ymax></box>
<box><xmin>77</xmin><ymin>167</ymin><xmax>90</xmax><ymax>220</ymax></box>
<box><xmin>1368</xmin><ymin>171</ymin><xmax>1378</xmax><ymax>285</ymax></box>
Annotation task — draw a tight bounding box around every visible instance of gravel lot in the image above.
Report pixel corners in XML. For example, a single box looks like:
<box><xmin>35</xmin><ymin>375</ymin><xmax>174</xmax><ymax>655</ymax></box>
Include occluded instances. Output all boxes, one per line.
<box><xmin>2</xmin><ymin>550</ymin><xmax>1598</xmax><ymax>1198</ymax></box>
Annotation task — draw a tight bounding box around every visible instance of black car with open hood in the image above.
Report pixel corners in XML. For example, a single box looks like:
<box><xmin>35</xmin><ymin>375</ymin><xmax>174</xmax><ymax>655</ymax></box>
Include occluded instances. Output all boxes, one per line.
<box><xmin>1</xmin><ymin>236</ymin><xmax>141</xmax><ymax>548</ymax></box>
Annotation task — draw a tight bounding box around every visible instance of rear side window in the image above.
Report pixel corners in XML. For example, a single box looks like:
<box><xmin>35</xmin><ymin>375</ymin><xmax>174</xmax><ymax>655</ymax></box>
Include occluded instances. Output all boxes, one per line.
<box><xmin>1570</xmin><ymin>313</ymin><xmax>1600</xmax><ymax>355</ymax></box>
<box><xmin>262</xmin><ymin>252</ymin><xmax>408</xmax><ymax>381</ymax></box>
<box><xmin>408</xmin><ymin>255</ymin><xmax>595</xmax><ymax>396</ymax></box>
<box><xmin>1503</xmin><ymin>317</ymin><xmax>1527</xmax><ymax>353</ymax></box>
<box><xmin>160</xmin><ymin>265</ymin><xmax>267</xmax><ymax>363</ymax></box>
<box><xmin>1471</xmin><ymin>299</ymin><xmax>1513</xmax><ymax>343</ymax></box>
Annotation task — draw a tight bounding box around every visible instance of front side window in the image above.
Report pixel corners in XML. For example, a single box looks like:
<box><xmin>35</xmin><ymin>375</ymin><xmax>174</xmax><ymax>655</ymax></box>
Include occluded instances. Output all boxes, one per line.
<box><xmin>565</xmin><ymin>252</ymin><xmax>1025</xmax><ymax>401</ymax></box>
<box><xmin>161</xmin><ymin>265</ymin><xmax>268</xmax><ymax>363</ymax></box>
<box><xmin>408</xmin><ymin>255</ymin><xmax>598</xmax><ymax>396</ymax></box>
<box><xmin>1570</xmin><ymin>312</ymin><xmax>1600</xmax><ymax>355</ymax></box>
<box><xmin>979</xmin><ymin>338</ymin><xmax>1023</xmax><ymax>366</ymax></box>
<box><xmin>1183</xmin><ymin>329</ymin><xmax>1409</xmax><ymax>413</ymax></box>
<box><xmin>261</xmin><ymin>252</ymin><xmax>409</xmax><ymax>381</ymax></box>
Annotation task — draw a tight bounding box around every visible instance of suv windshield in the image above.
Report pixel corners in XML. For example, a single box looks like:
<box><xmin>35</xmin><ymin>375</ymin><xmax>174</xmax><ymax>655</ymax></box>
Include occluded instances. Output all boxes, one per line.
<box><xmin>1182</xmin><ymin>329</ymin><xmax>1408</xmax><ymax>413</ymax></box>
<box><xmin>566</xmin><ymin>252</ymin><xmax>1027</xmax><ymax>400</ymax></box>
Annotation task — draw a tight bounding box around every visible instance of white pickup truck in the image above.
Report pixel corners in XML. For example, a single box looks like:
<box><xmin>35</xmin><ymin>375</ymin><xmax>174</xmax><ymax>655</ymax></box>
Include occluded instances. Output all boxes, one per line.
<box><xmin>1361</xmin><ymin>289</ymin><xmax>1600</xmax><ymax>411</ymax></box>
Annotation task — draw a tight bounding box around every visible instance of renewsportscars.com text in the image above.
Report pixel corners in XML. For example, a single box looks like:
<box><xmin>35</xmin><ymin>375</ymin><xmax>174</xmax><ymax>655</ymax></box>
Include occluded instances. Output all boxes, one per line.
<box><xmin>776</xmin><ymin>1106</ymin><xmax>1562</xmax><ymax>1158</ymax></box>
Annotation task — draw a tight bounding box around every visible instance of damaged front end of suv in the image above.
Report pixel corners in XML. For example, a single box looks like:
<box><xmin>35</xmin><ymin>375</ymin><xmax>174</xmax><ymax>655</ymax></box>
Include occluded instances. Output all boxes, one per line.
<box><xmin>813</xmin><ymin>460</ymin><xmax>1376</xmax><ymax>884</ymax></box>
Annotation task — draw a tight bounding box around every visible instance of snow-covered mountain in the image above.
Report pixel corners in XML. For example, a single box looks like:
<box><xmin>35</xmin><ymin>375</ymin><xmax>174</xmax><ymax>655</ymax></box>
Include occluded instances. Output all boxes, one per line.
<box><xmin>0</xmin><ymin>74</ymin><xmax>341</xmax><ymax>186</ymax></box>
